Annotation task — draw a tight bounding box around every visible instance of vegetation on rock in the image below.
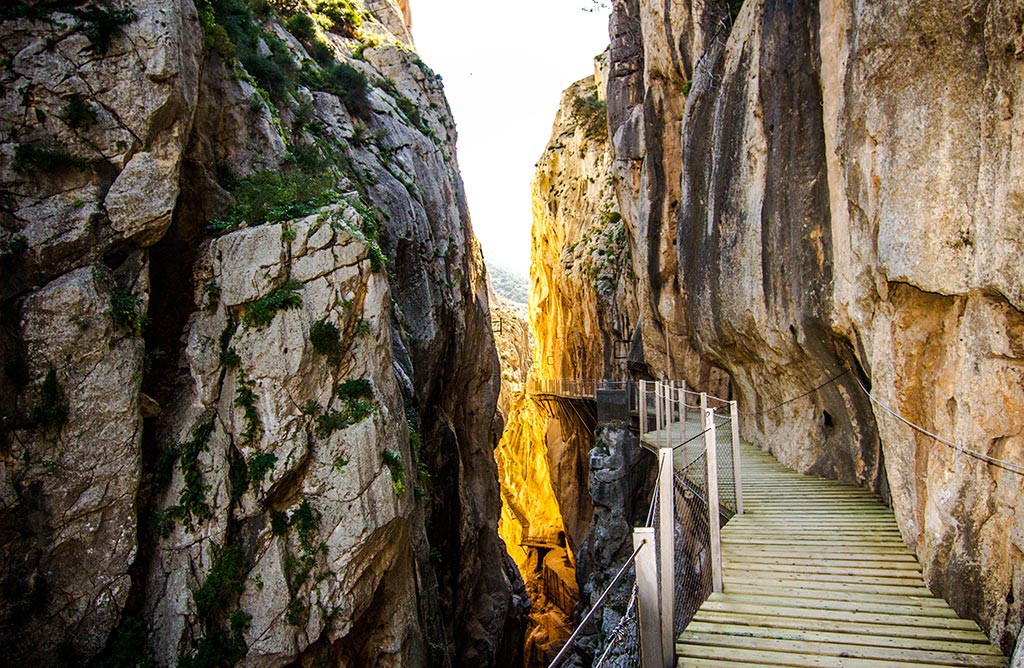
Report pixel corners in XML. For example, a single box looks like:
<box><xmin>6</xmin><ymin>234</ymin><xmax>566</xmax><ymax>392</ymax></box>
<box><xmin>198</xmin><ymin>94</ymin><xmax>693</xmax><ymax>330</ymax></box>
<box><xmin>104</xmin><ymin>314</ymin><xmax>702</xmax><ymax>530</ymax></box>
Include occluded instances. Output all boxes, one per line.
<box><xmin>242</xmin><ymin>280</ymin><xmax>304</xmax><ymax>328</ymax></box>
<box><xmin>571</xmin><ymin>88</ymin><xmax>607</xmax><ymax>141</ymax></box>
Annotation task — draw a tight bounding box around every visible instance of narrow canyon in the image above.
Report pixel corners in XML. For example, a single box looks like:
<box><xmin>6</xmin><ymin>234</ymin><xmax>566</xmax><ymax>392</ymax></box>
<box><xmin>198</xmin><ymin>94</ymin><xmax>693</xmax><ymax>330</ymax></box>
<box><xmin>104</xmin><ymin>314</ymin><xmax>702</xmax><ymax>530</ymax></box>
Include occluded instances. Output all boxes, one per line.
<box><xmin>1</xmin><ymin>0</ymin><xmax>1022</xmax><ymax>667</ymax></box>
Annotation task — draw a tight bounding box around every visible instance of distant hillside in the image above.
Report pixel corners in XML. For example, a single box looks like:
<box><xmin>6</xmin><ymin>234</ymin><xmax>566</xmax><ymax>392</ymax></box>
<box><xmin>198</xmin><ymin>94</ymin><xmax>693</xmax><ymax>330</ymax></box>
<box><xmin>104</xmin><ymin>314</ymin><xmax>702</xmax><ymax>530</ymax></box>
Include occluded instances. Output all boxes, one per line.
<box><xmin>489</xmin><ymin>263</ymin><xmax>529</xmax><ymax>304</ymax></box>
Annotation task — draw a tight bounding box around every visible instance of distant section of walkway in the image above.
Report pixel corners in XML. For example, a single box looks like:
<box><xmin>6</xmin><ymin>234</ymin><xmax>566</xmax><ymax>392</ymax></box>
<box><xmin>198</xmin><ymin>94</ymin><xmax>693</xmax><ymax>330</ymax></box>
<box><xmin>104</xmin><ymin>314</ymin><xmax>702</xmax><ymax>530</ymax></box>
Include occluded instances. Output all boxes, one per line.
<box><xmin>676</xmin><ymin>445</ymin><xmax>1007</xmax><ymax>667</ymax></box>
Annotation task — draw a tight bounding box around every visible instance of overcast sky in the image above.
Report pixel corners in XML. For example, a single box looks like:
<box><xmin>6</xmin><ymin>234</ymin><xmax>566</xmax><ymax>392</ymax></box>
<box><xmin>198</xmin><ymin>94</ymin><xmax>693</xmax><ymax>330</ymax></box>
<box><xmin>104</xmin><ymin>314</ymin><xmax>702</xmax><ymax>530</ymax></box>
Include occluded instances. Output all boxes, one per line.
<box><xmin>410</xmin><ymin>0</ymin><xmax>611</xmax><ymax>274</ymax></box>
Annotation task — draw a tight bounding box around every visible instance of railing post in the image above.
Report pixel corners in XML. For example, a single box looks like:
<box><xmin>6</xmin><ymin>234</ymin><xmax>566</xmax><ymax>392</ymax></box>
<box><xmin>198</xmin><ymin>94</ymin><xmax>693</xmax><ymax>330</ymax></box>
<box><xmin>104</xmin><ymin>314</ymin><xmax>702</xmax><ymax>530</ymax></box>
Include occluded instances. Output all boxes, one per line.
<box><xmin>730</xmin><ymin>400</ymin><xmax>743</xmax><ymax>516</ymax></box>
<box><xmin>655</xmin><ymin>383</ymin><xmax>663</xmax><ymax>438</ymax></box>
<box><xmin>639</xmin><ymin>380</ymin><xmax>648</xmax><ymax>438</ymax></box>
<box><xmin>700</xmin><ymin>391</ymin><xmax>708</xmax><ymax>418</ymax></box>
<box><xmin>633</xmin><ymin>528</ymin><xmax>664</xmax><ymax>668</ymax></box>
<box><xmin>657</xmin><ymin>447</ymin><xmax>674</xmax><ymax>663</ymax></box>
<box><xmin>664</xmin><ymin>381</ymin><xmax>673</xmax><ymax>450</ymax></box>
<box><xmin>681</xmin><ymin>382</ymin><xmax>687</xmax><ymax>442</ymax></box>
<box><xmin>704</xmin><ymin>408</ymin><xmax>723</xmax><ymax>593</ymax></box>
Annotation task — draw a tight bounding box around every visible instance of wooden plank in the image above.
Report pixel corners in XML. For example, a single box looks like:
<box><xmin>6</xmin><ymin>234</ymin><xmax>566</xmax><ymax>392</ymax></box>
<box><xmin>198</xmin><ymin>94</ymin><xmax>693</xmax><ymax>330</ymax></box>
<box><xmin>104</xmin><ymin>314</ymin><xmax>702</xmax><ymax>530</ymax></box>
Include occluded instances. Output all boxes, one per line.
<box><xmin>722</xmin><ymin>557</ymin><xmax>924</xmax><ymax>574</ymax></box>
<box><xmin>685</xmin><ymin>621</ymin><xmax>1005</xmax><ymax>656</ymax></box>
<box><xmin>691</xmin><ymin>610</ymin><xmax>992</xmax><ymax>643</ymax></box>
<box><xmin>722</xmin><ymin>546</ymin><xmax>919</xmax><ymax>560</ymax></box>
<box><xmin>722</xmin><ymin>583</ymin><xmax>947</xmax><ymax>608</ymax></box>
<box><xmin>680</xmin><ymin>631</ymin><xmax>1006</xmax><ymax>666</ymax></box>
<box><xmin>722</xmin><ymin>567</ymin><xmax>929</xmax><ymax>587</ymax></box>
<box><xmin>677</xmin><ymin>643</ymin><xmax>998</xmax><ymax>668</ymax></box>
<box><xmin>723</xmin><ymin>575</ymin><xmax>934</xmax><ymax>597</ymax></box>
<box><xmin>700</xmin><ymin>597</ymin><xmax>981</xmax><ymax>630</ymax></box>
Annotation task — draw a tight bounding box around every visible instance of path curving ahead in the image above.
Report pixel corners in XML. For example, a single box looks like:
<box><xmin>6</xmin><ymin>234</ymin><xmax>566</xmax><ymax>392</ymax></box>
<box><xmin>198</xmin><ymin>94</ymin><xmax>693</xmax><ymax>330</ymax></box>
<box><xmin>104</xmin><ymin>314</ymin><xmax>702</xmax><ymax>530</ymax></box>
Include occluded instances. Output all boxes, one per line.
<box><xmin>676</xmin><ymin>445</ymin><xmax>1007</xmax><ymax>667</ymax></box>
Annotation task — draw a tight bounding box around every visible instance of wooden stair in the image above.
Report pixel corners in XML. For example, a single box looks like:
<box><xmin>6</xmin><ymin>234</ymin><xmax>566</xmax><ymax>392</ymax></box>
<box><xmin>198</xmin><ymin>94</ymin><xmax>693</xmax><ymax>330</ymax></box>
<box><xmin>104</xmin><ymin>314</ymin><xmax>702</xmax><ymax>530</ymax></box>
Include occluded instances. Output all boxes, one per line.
<box><xmin>676</xmin><ymin>446</ymin><xmax>1007</xmax><ymax>667</ymax></box>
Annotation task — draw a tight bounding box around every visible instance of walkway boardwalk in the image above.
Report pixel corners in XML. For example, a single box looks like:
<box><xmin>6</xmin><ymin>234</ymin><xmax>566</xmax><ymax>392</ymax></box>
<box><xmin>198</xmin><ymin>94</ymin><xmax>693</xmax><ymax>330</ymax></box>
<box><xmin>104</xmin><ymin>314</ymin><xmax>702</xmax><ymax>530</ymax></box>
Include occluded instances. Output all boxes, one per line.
<box><xmin>676</xmin><ymin>445</ymin><xmax>1007</xmax><ymax>667</ymax></box>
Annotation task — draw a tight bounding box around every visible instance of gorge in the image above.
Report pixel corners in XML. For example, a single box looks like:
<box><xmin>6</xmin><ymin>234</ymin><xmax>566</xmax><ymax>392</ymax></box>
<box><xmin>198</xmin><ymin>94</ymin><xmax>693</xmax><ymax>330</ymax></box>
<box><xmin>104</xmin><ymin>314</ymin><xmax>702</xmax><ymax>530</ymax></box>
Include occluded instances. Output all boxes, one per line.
<box><xmin>1</xmin><ymin>0</ymin><xmax>1023</xmax><ymax>667</ymax></box>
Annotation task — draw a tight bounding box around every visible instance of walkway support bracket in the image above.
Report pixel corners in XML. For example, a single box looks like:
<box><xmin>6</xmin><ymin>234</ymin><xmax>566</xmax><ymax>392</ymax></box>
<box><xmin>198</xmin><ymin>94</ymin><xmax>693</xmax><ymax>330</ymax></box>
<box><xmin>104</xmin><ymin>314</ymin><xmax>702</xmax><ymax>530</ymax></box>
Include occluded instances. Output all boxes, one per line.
<box><xmin>633</xmin><ymin>528</ymin><xmax>664</xmax><ymax>668</ymax></box>
<box><xmin>704</xmin><ymin>408</ymin><xmax>723</xmax><ymax>593</ymax></box>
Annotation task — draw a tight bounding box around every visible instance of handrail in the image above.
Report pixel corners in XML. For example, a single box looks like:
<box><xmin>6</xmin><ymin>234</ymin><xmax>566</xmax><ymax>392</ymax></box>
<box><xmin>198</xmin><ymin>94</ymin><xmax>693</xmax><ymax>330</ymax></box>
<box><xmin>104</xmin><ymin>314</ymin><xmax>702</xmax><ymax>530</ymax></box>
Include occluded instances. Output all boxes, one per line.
<box><xmin>547</xmin><ymin>539</ymin><xmax>648</xmax><ymax>668</ymax></box>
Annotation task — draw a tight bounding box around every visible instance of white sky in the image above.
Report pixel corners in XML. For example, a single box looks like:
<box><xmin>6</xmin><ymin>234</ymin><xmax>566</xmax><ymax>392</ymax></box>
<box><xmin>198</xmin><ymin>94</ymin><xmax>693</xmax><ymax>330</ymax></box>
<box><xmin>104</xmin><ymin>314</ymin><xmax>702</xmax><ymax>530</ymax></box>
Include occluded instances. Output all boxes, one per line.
<box><xmin>410</xmin><ymin>0</ymin><xmax>611</xmax><ymax>274</ymax></box>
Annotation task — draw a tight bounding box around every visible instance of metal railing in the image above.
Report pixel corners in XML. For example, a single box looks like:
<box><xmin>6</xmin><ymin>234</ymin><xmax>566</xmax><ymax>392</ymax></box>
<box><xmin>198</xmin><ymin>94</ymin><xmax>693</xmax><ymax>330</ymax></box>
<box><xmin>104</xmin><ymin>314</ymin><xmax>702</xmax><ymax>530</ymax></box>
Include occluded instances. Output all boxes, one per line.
<box><xmin>551</xmin><ymin>380</ymin><xmax>744</xmax><ymax>668</ymax></box>
<box><xmin>526</xmin><ymin>377</ymin><xmax>602</xmax><ymax>399</ymax></box>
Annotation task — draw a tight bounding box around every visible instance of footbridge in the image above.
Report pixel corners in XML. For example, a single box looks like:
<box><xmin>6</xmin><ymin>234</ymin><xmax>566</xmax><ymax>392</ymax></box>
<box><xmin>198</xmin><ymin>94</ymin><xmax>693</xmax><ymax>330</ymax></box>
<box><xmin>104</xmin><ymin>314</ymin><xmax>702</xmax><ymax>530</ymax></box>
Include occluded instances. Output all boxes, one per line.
<box><xmin>541</xmin><ymin>380</ymin><xmax>1009</xmax><ymax>668</ymax></box>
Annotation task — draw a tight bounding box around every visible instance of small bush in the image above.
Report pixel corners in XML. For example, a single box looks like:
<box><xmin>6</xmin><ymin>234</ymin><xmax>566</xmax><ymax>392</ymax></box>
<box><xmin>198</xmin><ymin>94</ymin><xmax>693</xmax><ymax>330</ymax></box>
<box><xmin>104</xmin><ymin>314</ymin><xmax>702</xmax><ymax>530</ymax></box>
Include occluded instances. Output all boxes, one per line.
<box><xmin>12</xmin><ymin>143</ymin><xmax>90</xmax><ymax>174</ymax></box>
<box><xmin>321</xmin><ymin>61</ymin><xmax>370</xmax><ymax>116</ymax></box>
<box><xmin>207</xmin><ymin>169</ymin><xmax>341</xmax><ymax>234</ymax></box>
<box><xmin>109</xmin><ymin>288</ymin><xmax>149</xmax><ymax>336</ymax></box>
<box><xmin>234</xmin><ymin>372</ymin><xmax>261</xmax><ymax>441</ymax></box>
<box><xmin>243</xmin><ymin>280</ymin><xmax>303</xmax><ymax>328</ymax></box>
<box><xmin>61</xmin><ymin>98</ymin><xmax>97</xmax><ymax>129</ymax></box>
<box><xmin>28</xmin><ymin>366</ymin><xmax>68</xmax><ymax>429</ymax></box>
<box><xmin>271</xmin><ymin>510</ymin><xmax>289</xmax><ymax>535</ymax></box>
<box><xmin>334</xmin><ymin>378</ymin><xmax>371</xmax><ymax>402</ymax></box>
<box><xmin>289</xmin><ymin>498</ymin><xmax>320</xmax><ymax>550</ymax></box>
<box><xmin>306</xmin><ymin>37</ymin><xmax>335</xmax><ymax>65</ymax></box>
<box><xmin>195</xmin><ymin>543</ymin><xmax>246</xmax><ymax>618</ymax></box>
<box><xmin>317</xmin><ymin>0</ymin><xmax>361</xmax><ymax>37</ymax></box>
<box><xmin>203</xmin><ymin>280</ymin><xmax>221</xmax><ymax>310</ymax></box>
<box><xmin>382</xmin><ymin>449</ymin><xmax>405</xmax><ymax>494</ymax></box>
<box><xmin>73</xmin><ymin>3</ymin><xmax>138</xmax><ymax>55</ymax></box>
<box><xmin>571</xmin><ymin>90</ymin><xmax>608</xmax><ymax>141</ymax></box>
<box><xmin>309</xmin><ymin>319</ymin><xmax>342</xmax><ymax>362</ymax></box>
<box><xmin>247</xmin><ymin>452</ymin><xmax>277</xmax><ymax>484</ymax></box>
<box><xmin>168</xmin><ymin>419</ymin><xmax>216</xmax><ymax>529</ymax></box>
<box><xmin>314</xmin><ymin>377</ymin><xmax>375</xmax><ymax>437</ymax></box>
<box><xmin>285</xmin><ymin>12</ymin><xmax>316</xmax><ymax>40</ymax></box>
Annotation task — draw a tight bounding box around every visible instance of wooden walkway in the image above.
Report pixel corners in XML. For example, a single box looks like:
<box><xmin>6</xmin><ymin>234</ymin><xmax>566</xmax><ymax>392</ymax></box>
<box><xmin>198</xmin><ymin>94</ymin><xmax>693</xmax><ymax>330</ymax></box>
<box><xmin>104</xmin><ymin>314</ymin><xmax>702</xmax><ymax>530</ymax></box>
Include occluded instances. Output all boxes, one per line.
<box><xmin>640</xmin><ymin>414</ymin><xmax>707</xmax><ymax>468</ymax></box>
<box><xmin>676</xmin><ymin>445</ymin><xmax>1007</xmax><ymax>667</ymax></box>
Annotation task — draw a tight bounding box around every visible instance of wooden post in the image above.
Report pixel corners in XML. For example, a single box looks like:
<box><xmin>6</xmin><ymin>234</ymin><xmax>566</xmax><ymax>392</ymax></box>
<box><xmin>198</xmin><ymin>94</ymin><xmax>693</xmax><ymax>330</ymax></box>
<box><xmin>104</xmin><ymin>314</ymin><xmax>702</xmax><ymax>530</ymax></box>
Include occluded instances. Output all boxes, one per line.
<box><xmin>639</xmin><ymin>380</ymin><xmax>648</xmax><ymax>438</ymax></box>
<box><xmin>681</xmin><ymin>381</ymin><xmax>687</xmax><ymax>443</ymax></box>
<box><xmin>665</xmin><ymin>382</ymin><xmax>673</xmax><ymax>450</ymax></box>
<box><xmin>730</xmin><ymin>400</ymin><xmax>744</xmax><ymax>516</ymax></box>
<box><xmin>655</xmin><ymin>383</ymin><xmax>663</xmax><ymax>440</ymax></box>
<box><xmin>634</xmin><ymin>528</ymin><xmax>664</xmax><ymax>668</ymax></box>
<box><xmin>704</xmin><ymin>408</ymin><xmax>723</xmax><ymax>593</ymax></box>
<box><xmin>657</xmin><ymin>447</ymin><xmax>674</xmax><ymax>662</ymax></box>
<box><xmin>700</xmin><ymin>391</ymin><xmax>708</xmax><ymax>417</ymax></box>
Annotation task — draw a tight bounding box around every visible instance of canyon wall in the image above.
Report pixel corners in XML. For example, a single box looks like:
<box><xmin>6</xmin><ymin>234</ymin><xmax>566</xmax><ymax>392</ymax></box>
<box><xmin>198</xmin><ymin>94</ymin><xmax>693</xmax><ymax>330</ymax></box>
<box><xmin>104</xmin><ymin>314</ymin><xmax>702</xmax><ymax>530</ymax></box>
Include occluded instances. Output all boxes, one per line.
<box><xmin>0</xmin><ymin>1</ymin><xmax>523</xmax><ymax>665</ymax></box>
<box><xmin>599</xmin><ymin>0</ymin><xmax>1024</xmax><ymax>653</ymax></box>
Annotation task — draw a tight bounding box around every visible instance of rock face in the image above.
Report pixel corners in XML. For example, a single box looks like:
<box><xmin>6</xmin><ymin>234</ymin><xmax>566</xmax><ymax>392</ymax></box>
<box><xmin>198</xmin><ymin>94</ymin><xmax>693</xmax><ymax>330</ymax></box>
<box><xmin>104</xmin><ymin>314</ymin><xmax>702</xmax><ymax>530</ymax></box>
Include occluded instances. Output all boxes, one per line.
<box><xmin>0</xmin><ymin>1</ymin><xmax>521</xmax><ymax>666</ymax></box>
<box><xmin>490</xmin><ymin>293</ymin><xmax>568</xmax><ymax>665</ymax></box>
<box><xmin>564</xmin><ymin>0</ymin><xmax>1024</xmax><ymax>654</ymax></box>
<box><xmin>527</xmin><ymin>0</ymin><xmax>1024</xmax><ymax>656</ymax></box>
<box><xmin>531</xmin><ymin>56</ymin><xmax>635</xmax><ymax>386</ymax></box>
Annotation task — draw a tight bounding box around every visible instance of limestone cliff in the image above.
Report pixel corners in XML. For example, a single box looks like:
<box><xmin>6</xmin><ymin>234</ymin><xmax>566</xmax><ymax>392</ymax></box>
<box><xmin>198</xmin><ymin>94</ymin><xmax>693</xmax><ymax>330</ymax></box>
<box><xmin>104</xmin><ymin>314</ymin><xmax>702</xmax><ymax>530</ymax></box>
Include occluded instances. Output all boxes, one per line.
<box><xmin>594</xmin><ymin>0</ymin><xmax>1024</xmax><ymax>654</ymax></box>
<box><xmin>530</xmin><ymin>56</ymin><xmax>635</xmax><ymax>387</ymax></box>
<box><xmin>0</xmin><ymin>1</ymin><xmax>521</xmax><ymax>666</ymax></box>
<box><xmin>490</xmin><ymin>292</ymin><xmax>571</xmax><ymax>665</ymax></box>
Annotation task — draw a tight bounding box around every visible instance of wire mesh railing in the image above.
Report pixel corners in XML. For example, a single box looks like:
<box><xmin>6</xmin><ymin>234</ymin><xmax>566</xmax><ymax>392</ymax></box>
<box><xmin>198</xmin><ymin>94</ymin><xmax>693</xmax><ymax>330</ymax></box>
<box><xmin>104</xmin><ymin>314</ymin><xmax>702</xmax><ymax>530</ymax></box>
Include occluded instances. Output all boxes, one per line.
<box><xmin>672</xmin><ymin>457</ymin><xmax>713</xmax><ymax>635</ymax></box>
<box><xmin>713</xmin><ymin>413</ymin><xmax>737</xmax><ymax>516</ymax></box>
<box><xmin>551</xmin><ymin>379</ymin><xmax>744</xmax><ymax>668</ymax></box>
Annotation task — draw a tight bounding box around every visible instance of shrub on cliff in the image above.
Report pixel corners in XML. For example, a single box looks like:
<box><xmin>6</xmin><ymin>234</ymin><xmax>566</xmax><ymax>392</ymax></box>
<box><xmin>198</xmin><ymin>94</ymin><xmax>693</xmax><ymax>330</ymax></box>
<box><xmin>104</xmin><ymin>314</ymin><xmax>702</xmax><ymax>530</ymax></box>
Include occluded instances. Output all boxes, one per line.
<box><xmin>571</xmin><ymin>89</ymin><xmax>608</xmax><ymax>142</ymax></box>
<box><xmin>317</xmin><ymin>0</ymin><xmax>361</xmax><ymax>37</ymax></box>
<box><xmin>321</xmin><ymin>60</ymin><xmax>370</xmax><ymax>116</ymax></box>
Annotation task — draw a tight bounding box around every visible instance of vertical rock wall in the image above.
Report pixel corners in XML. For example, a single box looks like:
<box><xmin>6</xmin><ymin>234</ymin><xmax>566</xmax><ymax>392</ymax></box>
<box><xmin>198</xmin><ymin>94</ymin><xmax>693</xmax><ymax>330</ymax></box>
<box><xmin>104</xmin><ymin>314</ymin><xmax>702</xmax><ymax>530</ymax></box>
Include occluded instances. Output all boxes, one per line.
<box><xmin>0</xmin><ymin>1</ymin><xmax>522</xmax><ymax>665</ymax></box>
<box><xmin>599</xmin><ymin>0</ymin><xmax>1024</xmax><ymax>653</ymax></box>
